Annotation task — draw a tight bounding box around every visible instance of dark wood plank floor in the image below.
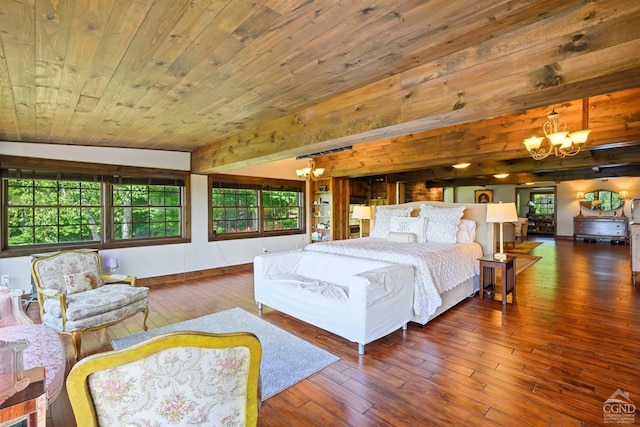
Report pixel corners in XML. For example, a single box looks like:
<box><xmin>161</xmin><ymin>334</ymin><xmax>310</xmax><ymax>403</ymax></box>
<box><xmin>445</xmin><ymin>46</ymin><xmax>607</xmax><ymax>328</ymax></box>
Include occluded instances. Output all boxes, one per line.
<box><xmin>31</xmin><ymin>238</ymin><xmax>640</xmax><ymax>426</ymax></box>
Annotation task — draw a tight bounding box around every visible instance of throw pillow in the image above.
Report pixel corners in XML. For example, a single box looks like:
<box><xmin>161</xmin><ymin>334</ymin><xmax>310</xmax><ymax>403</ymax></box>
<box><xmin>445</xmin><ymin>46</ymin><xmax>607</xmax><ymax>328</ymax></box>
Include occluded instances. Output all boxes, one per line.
<box><xmin>456</xmin><ymin>219</ymin><xmax>477</xmax><ymax>243</ymax></box>
<box><xmin>370</xmin><ymin>206</ymin><xmax>413</xmax><ymax>239</ymax></box>
<box><xmin>420</xmin><ymin>204</ymin><xmax>465</xmax><ymax>243</ymax></box>
<box><xmin>387</xmin><ymin>231</ymin><xmax>417</xmax><ymax>243</ymax></box>
<box><xmin>64</xmin><ymin>272</ymin><xmax>93</xmax><ymax>294</ymax></box>
<box><xmin>389</xmin><ymin>216</ymin><xmax>426</xmax><ymax>242</ymax></box>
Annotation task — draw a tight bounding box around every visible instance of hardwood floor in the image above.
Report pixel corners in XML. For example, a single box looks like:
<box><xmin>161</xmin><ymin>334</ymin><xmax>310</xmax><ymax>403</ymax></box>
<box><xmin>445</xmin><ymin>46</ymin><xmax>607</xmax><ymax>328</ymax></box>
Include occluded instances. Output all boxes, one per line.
<box><xmin>32</xmin><ymin>238</ymin><xmax>639</xmax><ymax>426</ymax></box>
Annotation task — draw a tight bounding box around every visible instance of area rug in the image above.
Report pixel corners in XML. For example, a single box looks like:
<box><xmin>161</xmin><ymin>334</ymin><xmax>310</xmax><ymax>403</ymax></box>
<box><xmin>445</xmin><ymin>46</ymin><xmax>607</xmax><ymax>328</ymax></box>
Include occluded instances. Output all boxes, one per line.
<box><xmin>506</xmin><ymin>241</ymin><xmax>543</xmax><ymax>254</ymax></box>
<box><xmin>513</xmin><ymin>254</ymin><xmax>542</xmax><ymax>275</ymax></box>
<box><xmin>111</xmin><ymin>307</ymin><xmax>339</xmax><ymax>400</ymax></box>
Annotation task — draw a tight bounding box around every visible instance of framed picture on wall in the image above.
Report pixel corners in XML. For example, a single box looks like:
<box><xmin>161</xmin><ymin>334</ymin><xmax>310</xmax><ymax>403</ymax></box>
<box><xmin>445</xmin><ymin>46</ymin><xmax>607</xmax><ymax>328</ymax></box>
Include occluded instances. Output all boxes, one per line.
<box><xmin>475</xmin><ymin>189</ymin><xmax>493</xmax><ymax>203</ymax></box>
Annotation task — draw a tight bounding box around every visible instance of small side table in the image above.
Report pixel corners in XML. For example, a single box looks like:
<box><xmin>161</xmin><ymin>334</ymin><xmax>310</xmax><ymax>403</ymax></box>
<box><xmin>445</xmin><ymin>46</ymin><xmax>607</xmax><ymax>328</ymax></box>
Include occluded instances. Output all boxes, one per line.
<box><xmin>478</xmin><ymin>255</ymin><xmax>516</xmax><ymax>305</ymax></box>
<box><xmin>0</xmin><ymin>366</ymin><xmax>46</xmax><ymax>427</ymax></box>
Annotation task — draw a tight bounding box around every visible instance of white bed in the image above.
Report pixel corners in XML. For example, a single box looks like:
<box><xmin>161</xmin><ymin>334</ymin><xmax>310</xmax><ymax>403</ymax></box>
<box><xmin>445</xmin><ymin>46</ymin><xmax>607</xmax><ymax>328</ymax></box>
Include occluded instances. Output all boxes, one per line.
<box><xmin>305</xmin><ymin>201</ymin><xmax>494</xmax><ymax>325</ymax></box>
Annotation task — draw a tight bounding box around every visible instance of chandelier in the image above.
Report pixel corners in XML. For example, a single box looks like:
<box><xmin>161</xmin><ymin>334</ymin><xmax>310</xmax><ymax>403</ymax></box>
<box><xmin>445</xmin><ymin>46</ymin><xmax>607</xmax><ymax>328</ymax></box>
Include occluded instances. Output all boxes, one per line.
<box><xmin>523</xmin><ymin>101</ymin><xmax>591</xmax><ymax>160</ymax></box>
<box><xmin>295</xmin><ymin>160</ymin><xmax>324</xmax><ymax>181</ymax></box>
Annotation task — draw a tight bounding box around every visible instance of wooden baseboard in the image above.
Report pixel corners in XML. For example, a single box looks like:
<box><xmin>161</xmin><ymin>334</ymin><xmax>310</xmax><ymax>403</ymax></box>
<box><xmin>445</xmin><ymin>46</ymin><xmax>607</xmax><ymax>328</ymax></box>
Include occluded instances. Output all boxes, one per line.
<box><xmin>136</xmin><ymin>263</ymin><xmax>253</xmax><ymax>287</ymax></box>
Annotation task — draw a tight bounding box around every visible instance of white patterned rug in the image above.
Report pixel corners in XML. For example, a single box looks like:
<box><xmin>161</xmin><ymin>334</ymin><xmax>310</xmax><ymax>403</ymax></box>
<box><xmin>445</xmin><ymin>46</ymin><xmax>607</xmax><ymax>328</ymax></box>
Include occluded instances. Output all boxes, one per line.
<box><xmin>111</xmin><ymin>307</ymin><xmax>339</xmax><ymax>400</ymax></box>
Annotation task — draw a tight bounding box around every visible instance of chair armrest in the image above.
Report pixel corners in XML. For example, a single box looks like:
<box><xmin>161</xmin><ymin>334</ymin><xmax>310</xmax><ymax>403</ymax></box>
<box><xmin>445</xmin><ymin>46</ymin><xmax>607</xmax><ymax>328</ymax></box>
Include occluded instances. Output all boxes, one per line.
<box><xmin>254</xmin><ymin>251</ymin><xmax>302</xmax><ymax>281</ymax></box>
<box><xmin>102</xmin><ymin>275</ymin><xmax>137</xmax><ymax>287</ymax></box>
<box><xmin>39</xmin><ymin>288</ymin><xmax>68</xmax><ymax>324</ymax></box>
<box><xmin>42</xmin><ymin>288</ymin><xmax>62</xmax><ymax>298</ymax></box>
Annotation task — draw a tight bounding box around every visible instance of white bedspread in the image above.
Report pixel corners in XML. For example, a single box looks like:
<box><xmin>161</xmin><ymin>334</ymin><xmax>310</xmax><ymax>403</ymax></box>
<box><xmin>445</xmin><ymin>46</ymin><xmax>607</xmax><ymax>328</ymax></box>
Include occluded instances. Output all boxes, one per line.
<box><xmin>304</xmin><ymin>238</ymin><xmax>482</xmax><ymax>323</ymax></box>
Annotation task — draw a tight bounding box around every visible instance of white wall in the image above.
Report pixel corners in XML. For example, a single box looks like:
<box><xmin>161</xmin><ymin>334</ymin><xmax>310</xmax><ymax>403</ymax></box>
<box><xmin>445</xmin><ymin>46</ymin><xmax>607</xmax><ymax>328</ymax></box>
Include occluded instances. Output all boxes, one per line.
<box><xmin>3</xmin><ymin>141</ymin><xmax>640</xmax><ymax>291</ymax></box>
<box><xmin>0</xmin><ymin>142</ymin><xmax>307</xmax><ymax>292</ymax></box>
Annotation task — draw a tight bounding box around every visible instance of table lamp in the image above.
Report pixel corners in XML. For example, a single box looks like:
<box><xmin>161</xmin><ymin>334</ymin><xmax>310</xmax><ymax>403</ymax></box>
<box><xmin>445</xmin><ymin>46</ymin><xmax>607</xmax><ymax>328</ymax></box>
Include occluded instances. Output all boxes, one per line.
<box><xmin>576</xmin><ymin>191</ymin><xmax>585</xmax><ymax>217</ymax></box>
<box><xmin>486</xmin><ymin>202</ymin><xmax>518</xmax><ymax>261</ymax></box>
<box><xmin>352</xmin><ymin>206</ymin><xmax>371</xmax><ymax>238</ymax></box>
<box><xmin>619</xmin><ymin>190</ymin><xmax>629</xmax><ymax>217</ymax></box>
<box><xmin>106</xmin><ymin>257</ymin><xmax>119</xmax><ymax>274</ymax></box>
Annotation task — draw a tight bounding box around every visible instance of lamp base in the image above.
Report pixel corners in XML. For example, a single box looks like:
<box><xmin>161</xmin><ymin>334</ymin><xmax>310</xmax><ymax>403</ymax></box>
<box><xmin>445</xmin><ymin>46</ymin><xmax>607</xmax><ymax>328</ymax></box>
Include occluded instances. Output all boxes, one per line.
<box><xmin>494</xmin><ymin>252</ymin><xmax>507</xmax><ymax>261</ymax></box>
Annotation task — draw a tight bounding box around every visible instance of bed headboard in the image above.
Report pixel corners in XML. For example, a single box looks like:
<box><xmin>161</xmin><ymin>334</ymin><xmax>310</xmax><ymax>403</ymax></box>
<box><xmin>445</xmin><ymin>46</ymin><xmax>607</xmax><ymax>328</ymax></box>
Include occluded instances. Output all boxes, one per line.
<box><xmin>377</xmin><ymin>201</ymin><xmax>495</xmax><ymax>255</ymax></box>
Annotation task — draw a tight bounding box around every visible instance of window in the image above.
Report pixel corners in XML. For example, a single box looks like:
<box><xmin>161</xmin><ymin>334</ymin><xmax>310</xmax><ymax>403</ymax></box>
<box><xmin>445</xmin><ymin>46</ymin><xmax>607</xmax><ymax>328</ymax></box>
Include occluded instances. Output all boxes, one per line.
<box><xmin>210</xmin><ymin>176</ymin><xmax>305</xmax><ymax>240</ymax></box>
<box><xmin>1</xmin><ymin>158</ymin><xmax>189</xmax><ymax>256</ymax></box>
<box><xmin>211</xmin><ymin>186</ymin><xmax>259</xmax><ymax>235</ymax></box>
<box><xmin>7</xmin><ymin>178</ymin><xmax>102</xmax><ymax>246</ymax></box>
<box><xmin>531</xmin><ymin>192</ymin><xmax>555</xmax><ymax>215</ymax></box>
<box><xmin>112</xmin><ymin>181</ymin><xmax>182</xmax><ymax>240</ymax></box>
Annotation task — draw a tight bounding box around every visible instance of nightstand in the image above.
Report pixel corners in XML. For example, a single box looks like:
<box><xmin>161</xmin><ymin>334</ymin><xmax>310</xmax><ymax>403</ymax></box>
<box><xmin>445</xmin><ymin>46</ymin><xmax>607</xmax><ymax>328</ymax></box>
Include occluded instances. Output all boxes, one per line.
<box><xmin>478</xmin><ymin>255</ymin><xmax>516</xmax><ymax>305</ymax></box>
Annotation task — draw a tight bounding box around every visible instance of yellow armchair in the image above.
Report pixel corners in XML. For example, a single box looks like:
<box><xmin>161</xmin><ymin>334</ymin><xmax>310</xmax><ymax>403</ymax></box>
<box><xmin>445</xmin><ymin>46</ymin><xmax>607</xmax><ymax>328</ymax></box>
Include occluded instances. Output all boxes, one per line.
<box><xmin>67</xmin><ymin>331</ymin><xmax>262</xmax><ymax>427</ymax></box>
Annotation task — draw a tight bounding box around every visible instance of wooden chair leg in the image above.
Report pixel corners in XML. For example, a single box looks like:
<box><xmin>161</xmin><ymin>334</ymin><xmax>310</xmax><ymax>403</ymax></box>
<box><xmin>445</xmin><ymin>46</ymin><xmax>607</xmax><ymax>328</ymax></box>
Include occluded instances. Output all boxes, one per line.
<box><xmin>142</xmin><ymin>307</ymin><xmax>149</xmax><ymax>331</ymax></box>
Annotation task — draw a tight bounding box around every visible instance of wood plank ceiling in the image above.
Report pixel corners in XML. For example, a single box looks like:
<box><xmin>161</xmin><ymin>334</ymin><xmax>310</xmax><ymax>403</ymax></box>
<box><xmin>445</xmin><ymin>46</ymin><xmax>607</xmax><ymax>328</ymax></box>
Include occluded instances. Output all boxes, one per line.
<box><xmin>1</xmin><ymin>0</ymin><xmax>640</xmax><ymax>185</ymax></box>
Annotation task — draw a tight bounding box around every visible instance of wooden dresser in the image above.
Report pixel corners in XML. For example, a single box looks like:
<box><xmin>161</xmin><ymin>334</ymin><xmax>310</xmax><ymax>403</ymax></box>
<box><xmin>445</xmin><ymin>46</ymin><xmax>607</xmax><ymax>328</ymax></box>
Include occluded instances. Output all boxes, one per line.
<box><xmin>573</xmin><ymin>216</ymin><xmax>628</xmax><ymax>243</ymax></box>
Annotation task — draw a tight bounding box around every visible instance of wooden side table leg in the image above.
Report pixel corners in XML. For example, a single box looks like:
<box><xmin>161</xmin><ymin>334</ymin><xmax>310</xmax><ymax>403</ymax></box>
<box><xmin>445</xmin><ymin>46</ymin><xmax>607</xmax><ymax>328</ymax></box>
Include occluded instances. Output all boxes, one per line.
<box><xmin>479</xmin><ymin>266</ymin><xmax>484</xmax><ymax>301</ymax></box>
<box><xmin>510</xmin><ymin>263</ymin><xmax>516</xmax><ymax>304</ymax></box>
<box><xmin>501</xmin><ymin>264</ymin><xmax>507</xmax><ymax>306</ymax></box>
<box><xmin>26</xmin><ymin>393</ymin><xmax>46</xmax><ymax>427</ymax></box>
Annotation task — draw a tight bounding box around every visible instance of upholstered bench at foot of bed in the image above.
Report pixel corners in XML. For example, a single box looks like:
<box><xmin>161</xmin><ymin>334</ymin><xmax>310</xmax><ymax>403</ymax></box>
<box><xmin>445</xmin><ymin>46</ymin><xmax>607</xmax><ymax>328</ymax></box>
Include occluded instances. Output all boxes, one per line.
<box><xmin>254</xmin><ymin>250</ymin><xmax>415</xmax><ymax>354</ymax></box>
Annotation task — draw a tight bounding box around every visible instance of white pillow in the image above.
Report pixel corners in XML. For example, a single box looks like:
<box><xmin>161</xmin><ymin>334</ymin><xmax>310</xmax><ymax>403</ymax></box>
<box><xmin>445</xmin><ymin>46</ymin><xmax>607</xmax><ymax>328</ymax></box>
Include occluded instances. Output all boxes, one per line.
<box><xmin>387</xmin><ymin>232</ymin><xmax>417</xmax><ymax>243</ymax></box>
<box><xmin>419</xmin><ymin>204</ymin><xmax>465</xmax><ymax>243</ymax></box>
<box><xmin>389</xmin><ymin>216</ymin><xmax>426</xmax><ymax>242</ymax></box>
<box><xmin>456</xmin><ymin>219</ymin><xmax>477</xmax><ymax>243</ymax></box>
<box><xmin>370</xmin><ymin>206</ymin><xmax>413</xmax><ymax>239</ymax></box>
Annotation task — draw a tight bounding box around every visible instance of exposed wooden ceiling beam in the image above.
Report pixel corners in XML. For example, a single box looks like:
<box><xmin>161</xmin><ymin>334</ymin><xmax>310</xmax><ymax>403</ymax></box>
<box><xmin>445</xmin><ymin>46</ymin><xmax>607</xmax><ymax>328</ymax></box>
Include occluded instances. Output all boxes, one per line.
<box><xmin>191</xmin><ymin>2</ymin><xmax>640</xmax><ymax>173</ymax></box>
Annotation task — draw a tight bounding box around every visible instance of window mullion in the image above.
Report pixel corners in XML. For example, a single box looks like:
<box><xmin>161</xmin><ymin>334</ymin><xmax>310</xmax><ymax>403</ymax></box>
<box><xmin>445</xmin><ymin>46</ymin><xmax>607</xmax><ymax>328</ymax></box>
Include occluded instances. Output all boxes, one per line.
<box><xmin>258</xmin><ymin>188</ymin><xmax>264</xmax><ymax>233</ymax></box>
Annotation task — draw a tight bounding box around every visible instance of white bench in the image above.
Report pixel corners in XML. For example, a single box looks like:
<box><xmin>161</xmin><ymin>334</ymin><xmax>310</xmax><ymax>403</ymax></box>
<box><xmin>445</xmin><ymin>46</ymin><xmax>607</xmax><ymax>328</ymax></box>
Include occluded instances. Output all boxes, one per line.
<box><xmin>254</xmin><ymin>250</ymin><xmax>414</xmax><ymax>354</ymax></box>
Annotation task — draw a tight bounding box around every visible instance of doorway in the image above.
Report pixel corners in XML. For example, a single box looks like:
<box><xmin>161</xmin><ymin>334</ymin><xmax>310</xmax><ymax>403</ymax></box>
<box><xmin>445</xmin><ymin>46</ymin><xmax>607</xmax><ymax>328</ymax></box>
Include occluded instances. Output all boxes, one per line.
<box><xmin>516</xmin><ymin>186</ymin><xmax>557</xmax><ymax>236</ymax></box>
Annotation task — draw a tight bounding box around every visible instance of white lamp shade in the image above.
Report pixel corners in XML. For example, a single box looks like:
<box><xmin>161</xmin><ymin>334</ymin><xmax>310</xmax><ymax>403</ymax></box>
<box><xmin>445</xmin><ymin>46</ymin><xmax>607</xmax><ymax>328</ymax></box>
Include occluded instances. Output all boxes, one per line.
<box><xmin>352</xmin><ymin>205</ymin><xmax>371</xmax><ymax>220</ymax></box>
<box><xmin>523</xmin><ymin>136</ymin><xmax>544</xmax><ymax>151</ymax></box>
<box><xmin>107</xmin><ymin>257</ymin><xmax>119</xmax><ymax>269</ymax></box>
<box><xmin>486</xmin><ymin>202</ymin><xmax>518</xmax><ymax>223</ymax></box>
<box><xmin>568</xmin><ymin>129</ymin><xmax>591</xmax><ymax>144</ymax></box>
<box><xmin>547</xmin><ymin>131</ymin><xmax>569</xmax><ymax>147</ymax></box>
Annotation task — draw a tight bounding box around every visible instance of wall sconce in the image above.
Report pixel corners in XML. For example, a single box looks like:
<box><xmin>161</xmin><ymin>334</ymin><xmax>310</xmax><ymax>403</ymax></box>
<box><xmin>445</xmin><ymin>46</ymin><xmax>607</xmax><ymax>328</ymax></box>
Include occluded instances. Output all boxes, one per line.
<box><xmin>576</xmin><ymin>191</ymin><xmax>585</xmax><ymax>217</ymax></box>
<box><xmin>106</xmin><ymin>257</ymin><xmax>119</xmax><ymax>274</ymax></box>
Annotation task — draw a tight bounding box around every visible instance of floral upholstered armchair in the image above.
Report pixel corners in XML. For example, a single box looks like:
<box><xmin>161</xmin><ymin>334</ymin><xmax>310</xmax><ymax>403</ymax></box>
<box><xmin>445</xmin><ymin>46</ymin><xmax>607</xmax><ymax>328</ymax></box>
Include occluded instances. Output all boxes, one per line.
<box><xmin>31</xmin><ymin>250</ymin><xmax>149</xmax><ymax>360</ymax></box>
<box><xmin>66</xmin><ymin>331</ymin><xmax>262</xmax><ymax>427</ymax></box>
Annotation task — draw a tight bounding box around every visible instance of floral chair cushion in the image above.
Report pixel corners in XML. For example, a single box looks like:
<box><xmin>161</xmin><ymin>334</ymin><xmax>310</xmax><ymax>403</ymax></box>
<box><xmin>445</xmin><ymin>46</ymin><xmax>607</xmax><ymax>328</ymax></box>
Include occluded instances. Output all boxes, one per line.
<box><xmin>88</xmin><ymin>346</ymin><xmax>251</xmax><ymax>426</ymax></box>
<box><xmin>42</xmin><ymin>284</ymin><xmax>148</xmax><ymax>321</ymax></box>
<box><xmin>42</xmin><ymin>293</ymin><xmax>149</xmax><ymax>332</ymax></box>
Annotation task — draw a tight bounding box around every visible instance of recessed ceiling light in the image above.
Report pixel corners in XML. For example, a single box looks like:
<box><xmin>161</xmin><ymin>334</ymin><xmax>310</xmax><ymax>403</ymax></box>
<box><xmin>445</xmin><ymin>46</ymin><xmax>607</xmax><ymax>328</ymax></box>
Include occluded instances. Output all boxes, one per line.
<box><xmin>493</xmin><ymin>173</ymin><xmax>509</xmax><ymax>179</ymax></box>
<box><xmin>452</xmin><ymin>163</ymin><xmax>470</xmax><ymax>169</ymax></box>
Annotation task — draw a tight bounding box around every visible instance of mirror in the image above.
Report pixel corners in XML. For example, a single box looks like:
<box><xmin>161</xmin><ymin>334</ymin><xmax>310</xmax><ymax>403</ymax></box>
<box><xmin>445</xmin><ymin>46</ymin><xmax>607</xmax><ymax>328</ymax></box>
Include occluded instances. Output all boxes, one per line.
<box><xmin>579</xmin><ymin>190</ymin><xmax>623</xmax><ymax>212</ymax></box>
